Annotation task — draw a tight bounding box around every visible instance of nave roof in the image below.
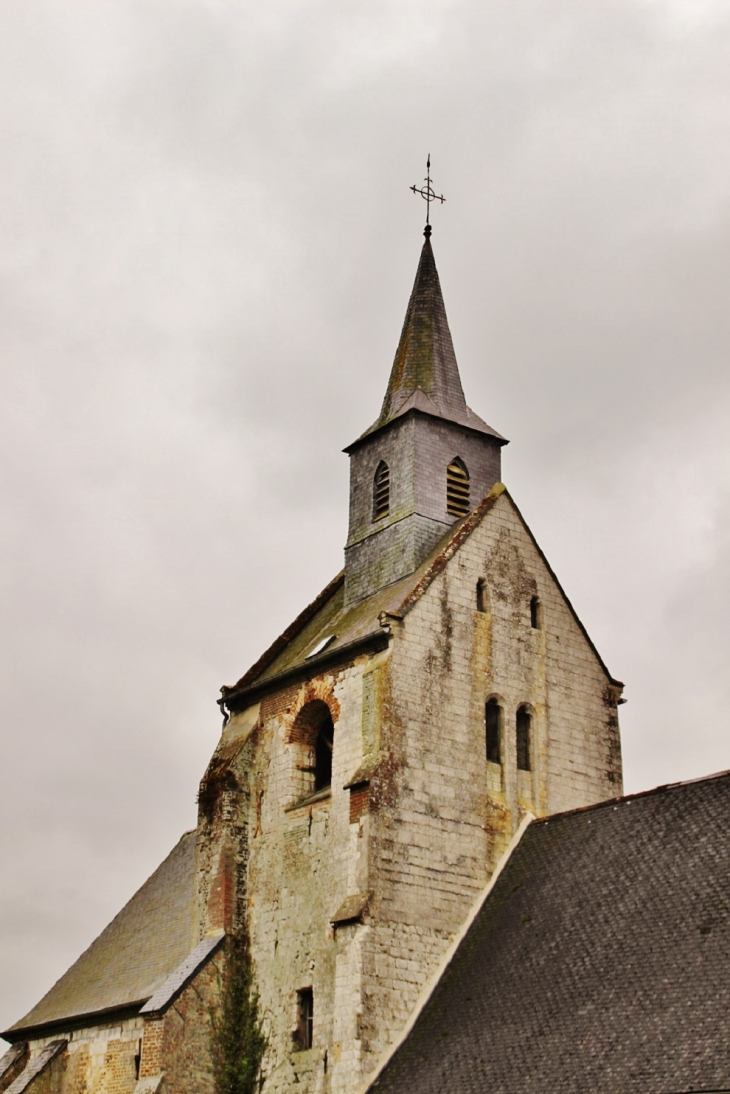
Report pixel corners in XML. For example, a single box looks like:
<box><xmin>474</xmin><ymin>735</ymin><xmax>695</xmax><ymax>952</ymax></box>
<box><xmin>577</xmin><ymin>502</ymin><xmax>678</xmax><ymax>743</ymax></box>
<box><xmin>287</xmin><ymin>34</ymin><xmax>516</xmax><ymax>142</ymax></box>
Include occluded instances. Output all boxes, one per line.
<box><xmin>366</xmin><ymin>770</ymin><xmax>730</xmax><ymax>1094</ymax></box>
<box><xmin>6</xmin><ymin>831</ymin><xmax>197</xmax><ymax>1038</ymax></box>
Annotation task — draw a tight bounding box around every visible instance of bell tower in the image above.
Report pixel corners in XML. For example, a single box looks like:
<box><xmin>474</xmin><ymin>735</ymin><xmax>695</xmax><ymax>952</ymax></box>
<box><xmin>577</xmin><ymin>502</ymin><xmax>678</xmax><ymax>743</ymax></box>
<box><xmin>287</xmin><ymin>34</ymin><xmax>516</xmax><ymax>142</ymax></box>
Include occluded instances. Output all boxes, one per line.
<box><xmin>343</xmin><ymin>227</ymin><xmax>507</xmax><ymax>607</ymax></box>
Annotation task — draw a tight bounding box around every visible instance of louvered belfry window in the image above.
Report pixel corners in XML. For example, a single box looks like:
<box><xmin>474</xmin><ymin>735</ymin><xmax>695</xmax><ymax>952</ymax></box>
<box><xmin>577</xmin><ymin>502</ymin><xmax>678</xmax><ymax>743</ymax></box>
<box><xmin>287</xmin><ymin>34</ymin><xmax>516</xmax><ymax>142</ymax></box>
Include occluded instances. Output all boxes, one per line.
<box><xmin>373</xmin><ymin>461</ymin><xmax>390</xmax><ymax>520</ymax></box>
<box><xmin>446</xmin><ymin>458</ymin><xmax>470</xmax><ymax>517</ymax></box>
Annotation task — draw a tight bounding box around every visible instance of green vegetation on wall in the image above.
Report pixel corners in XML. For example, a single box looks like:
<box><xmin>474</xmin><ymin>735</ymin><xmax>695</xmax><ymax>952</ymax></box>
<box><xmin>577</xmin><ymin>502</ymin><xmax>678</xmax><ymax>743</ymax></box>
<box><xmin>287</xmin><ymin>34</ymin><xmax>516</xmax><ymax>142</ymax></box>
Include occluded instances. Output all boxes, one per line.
<box><xmin>211</xmin><ymin>928</ymin><xmax>268</xmax><ymax>1094</ymax></box>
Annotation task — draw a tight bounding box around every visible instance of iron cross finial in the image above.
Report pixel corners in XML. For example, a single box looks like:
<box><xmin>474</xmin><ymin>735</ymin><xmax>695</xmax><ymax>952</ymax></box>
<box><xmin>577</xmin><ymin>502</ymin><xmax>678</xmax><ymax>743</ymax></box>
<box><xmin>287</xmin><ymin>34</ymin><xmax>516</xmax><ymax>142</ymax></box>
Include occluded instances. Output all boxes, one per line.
<box><xmin>410</xmin><ymin>154</ymin><xmax>445</xmax><ymax>237</ymax></box>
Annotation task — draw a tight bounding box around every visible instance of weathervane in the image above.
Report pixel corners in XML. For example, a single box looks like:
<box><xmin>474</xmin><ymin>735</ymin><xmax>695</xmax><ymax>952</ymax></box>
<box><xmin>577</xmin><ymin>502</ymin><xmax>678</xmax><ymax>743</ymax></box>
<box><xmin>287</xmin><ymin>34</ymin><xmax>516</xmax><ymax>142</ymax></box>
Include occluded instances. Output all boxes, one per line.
<box><xmin>410</xmin><ymin>154</ymin><xmax>445</xmax><ymax>237</ymax></box>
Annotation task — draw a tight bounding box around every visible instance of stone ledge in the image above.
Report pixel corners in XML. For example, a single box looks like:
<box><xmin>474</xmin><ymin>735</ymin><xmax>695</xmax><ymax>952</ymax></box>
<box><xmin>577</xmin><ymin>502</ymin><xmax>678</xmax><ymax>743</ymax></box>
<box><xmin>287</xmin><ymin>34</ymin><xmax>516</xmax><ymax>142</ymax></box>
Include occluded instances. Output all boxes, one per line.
<box><xmin>331</xmin><ymin>892</ymin><xmax>371</xmax><ymax>927</ymax></box>
<box><xmin>284</xmin><ymin>787</ymin><xmax>332</xmax><ymax>813</ymax></box>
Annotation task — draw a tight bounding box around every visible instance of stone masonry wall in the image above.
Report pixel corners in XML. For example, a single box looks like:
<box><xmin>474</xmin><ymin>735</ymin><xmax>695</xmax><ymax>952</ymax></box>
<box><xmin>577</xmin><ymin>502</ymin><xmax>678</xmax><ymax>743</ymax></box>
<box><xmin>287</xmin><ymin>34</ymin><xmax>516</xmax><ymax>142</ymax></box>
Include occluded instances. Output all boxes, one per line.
<box><xmin>153</xmin><ymin>955</ymin><xmax>221</xmax><ymax>1094</ymax></box>
<box><xmin>357</xmin><ymin>488</ymin><xmax>622</xmax><ymax>1069</ymax></box>
<box><xmin>22</xmin><ymin>1018</ymin><xmax>143</xmax><ymax>1094</ymax></box>
<box><xmin>17</xmin><ymin>953</ymin><xmax>222</xmax><ymax>1094</ymax></box>
<box><xmin>196</xmin><ymin>489</ymin><xmax>621</xmax><ymax>1094</ymax></box>
<box><xmin>202</xmin><ymin>655</ymin><xmax>380</xmax><ymax>1094</ymax></box>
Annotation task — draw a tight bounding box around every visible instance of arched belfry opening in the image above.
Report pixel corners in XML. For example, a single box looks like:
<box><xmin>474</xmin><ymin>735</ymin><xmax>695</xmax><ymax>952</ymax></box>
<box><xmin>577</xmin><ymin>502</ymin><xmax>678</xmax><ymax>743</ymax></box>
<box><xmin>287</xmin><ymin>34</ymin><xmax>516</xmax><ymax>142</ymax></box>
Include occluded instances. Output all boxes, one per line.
<box><xmin>447</xmin><ymin>458</ymin><xmax>470</xmax><ymax>518</ymax></box>
<box><xmin>290</xmin><ymin>700</ymin><xmax>335</xmax><ymax>793</ymax></box>
<box><xmin>373</xmin><ymin>460</ymin><xmax>390</xmax><ymax>521</ymax></box>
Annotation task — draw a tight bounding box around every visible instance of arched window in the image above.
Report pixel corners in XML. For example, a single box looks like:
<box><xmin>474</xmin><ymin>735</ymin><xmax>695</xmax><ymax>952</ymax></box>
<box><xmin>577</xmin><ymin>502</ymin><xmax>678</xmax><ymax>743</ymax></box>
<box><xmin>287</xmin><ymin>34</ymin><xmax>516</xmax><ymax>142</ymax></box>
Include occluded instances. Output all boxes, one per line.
<box><xmin>476</xmin><ymin>579</ymin><xmax>488</xmax><ymax>613</ymax></box>
<box><xmin>530</xmin><ymin>595</ymin><xmax>541</xmax><ymax>630</ymax></box>
<box><xmin>373</xmin><ymin>461</ymin><xmax>390</xmax><ymax>521</ymax></box>
<box><xmin>516</xmin><ymin>706</ymin><xmax>531</xmax><ymax>771</ymax></box>
<box><xmin>447</xmin><ymin>458</ymin><xmax>470</xmax><ymax>517</ymax></box>
<box><xmin>290</xmin><ymin>700</ymin><xmax>335</xmax><ymax>795</ymax></box>
<box><xmin>485</xmin><ymin>699</ymin><xmax>502</xmax><ymax>765</ymax></box>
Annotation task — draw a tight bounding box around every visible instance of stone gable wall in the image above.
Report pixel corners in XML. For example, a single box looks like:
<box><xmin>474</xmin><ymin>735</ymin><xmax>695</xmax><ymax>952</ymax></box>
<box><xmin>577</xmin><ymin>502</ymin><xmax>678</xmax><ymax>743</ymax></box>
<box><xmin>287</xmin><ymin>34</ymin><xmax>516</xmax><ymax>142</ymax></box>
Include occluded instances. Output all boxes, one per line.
<box><xmin>358</xmin><ymin>489</ymin><xmax>622</xmax><ymax>1066</ymax></box>
<box><xmin>193</xmin><ymin>491</ymin><xmax>621</xmax><ymax>1094</ymax></box>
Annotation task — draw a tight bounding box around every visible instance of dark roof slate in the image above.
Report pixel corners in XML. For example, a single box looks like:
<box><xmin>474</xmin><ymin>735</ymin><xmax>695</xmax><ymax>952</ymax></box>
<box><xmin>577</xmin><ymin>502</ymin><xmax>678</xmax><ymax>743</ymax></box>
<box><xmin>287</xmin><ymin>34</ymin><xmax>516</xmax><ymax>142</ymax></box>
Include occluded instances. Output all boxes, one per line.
<box><xmin>367</xmin><ymin>772</ymin><xmax>730</xmax><ymax>1094</ymax></box>
<box><xmin>6</xmin><ymin>831</ymin><xmax>197</xmax><ymax>1036</ymax></box>
<box><xmin>348</xmin><ymin>237</ymin><xmax>505</xmax><ymax>448</ymax></box>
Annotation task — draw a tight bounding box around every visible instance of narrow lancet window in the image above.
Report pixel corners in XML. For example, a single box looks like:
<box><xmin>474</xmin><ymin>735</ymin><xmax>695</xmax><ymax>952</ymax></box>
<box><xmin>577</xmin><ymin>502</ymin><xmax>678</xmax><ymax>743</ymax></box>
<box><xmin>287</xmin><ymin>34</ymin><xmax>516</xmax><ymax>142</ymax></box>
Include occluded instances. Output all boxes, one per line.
<box><xmin>530</xmin><ymin>595</ymin><xmax>541</xmax><ymax>630</ymax></box>
<box><xmin>314</xmin><ymin>714</ymin><xmax>334</xmax><ymax>791</ymax></box>
<box><xmin>517</xmin><ymin>706</ymin><xmax>531</xmax><ymax>771</ymax></box>
<box><xmin>296</xmin><ymin>988</ymin><xmax>313</xmax><ymax>1050</ymax></box>
<box><xmin>447</xmin><ymin>458</ymin><xmax>470</xmax><ymax>517</ymax></box>
<box><xmin>485</xmin><ymin>699</ymin><xmax>502</xmax><ymax>765</ymax></box>
<box><xmin>373</xmin><ymin>461</ymin><xmax>390</xmax><ymax>520</ymax></box>
<box><xmin>476</xmin><ymin>579</ymin><xmax>488</xmax><ymax>613</ymax></box>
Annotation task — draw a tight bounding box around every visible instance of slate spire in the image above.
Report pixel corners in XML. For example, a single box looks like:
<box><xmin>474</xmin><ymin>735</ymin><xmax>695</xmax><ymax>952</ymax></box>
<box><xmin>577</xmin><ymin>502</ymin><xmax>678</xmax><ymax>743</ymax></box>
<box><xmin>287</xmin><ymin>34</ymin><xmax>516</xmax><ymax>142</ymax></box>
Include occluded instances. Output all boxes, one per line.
<box><xmin>356</xmin><ymin>232</ymin><xmax>504</xmax><ymax>444</ymax></box>
<box><xmin>343</xmin><ymin>228</ymin><xmax>506</xmax><ymax>607</ymax></box>
<box><xmin>380</xmin><ymin>231</ymin><xmax>466</xmax><ymax>421</ymax></box>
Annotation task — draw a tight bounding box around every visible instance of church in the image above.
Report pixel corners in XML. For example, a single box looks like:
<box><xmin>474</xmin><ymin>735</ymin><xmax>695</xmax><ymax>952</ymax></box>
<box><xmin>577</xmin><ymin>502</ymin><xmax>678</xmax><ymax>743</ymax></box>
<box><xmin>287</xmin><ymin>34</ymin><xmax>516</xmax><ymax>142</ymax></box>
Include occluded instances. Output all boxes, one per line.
<box><xmin>2</xmin><ymin>215</ymin><xmax>729</xmax><ymax>1094</ymax></box>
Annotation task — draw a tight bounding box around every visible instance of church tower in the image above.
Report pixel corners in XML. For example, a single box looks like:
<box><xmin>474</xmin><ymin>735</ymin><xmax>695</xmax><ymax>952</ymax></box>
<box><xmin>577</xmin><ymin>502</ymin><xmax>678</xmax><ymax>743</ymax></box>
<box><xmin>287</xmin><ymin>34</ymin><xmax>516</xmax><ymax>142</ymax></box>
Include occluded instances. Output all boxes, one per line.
<box><xmin>343</xmin><ymin>228</ymin><xmax>506</xmax><ymax>606</ymax></box>
<box><xmin>195</xmin><ymin>226</ymin><xmax>624</xmax><ymax>1093</ymax></box>
<box><xmin>2</xmin><ymin>222</ymin><xmax>623</xmax><ymax>1094</ymax></box>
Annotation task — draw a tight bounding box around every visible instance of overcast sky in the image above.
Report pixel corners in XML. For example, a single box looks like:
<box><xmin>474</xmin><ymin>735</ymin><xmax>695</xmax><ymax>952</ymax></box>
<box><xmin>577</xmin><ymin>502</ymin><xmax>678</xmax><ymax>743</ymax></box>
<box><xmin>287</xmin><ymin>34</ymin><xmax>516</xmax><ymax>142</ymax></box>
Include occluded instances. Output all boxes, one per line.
<box><xmin>2</xmin><ymin>0</ymin><xmax>730</xmax><ymax>1039</ymax></box>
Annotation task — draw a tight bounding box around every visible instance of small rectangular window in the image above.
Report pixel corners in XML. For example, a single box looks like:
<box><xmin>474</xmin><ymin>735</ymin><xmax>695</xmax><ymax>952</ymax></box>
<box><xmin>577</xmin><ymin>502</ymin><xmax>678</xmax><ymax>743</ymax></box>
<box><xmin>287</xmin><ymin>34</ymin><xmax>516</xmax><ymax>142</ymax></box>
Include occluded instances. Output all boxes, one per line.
<box><xmin>530</xmin><ymin>596</ymin><xmax>541</xmax><ymax>630</ymax></box>
<box><xmin>476</xmin><ymin>579</ymin><xmax>487</xmax><ymax>613</ymax></box>
<box><xmin>296</xmin><ymin>988</ymin><xmax>313</xmax><ymax>1050</ymax></box>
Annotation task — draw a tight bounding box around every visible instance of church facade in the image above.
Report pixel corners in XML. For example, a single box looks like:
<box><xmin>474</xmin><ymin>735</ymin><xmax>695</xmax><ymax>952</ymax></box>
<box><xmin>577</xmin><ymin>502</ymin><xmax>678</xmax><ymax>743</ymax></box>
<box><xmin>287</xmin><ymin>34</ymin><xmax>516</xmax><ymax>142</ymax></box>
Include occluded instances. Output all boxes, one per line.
<box><xmin>1</xmin><ymin>229</ymin><xmax>624</xmax><ymax>1094</ymax></box>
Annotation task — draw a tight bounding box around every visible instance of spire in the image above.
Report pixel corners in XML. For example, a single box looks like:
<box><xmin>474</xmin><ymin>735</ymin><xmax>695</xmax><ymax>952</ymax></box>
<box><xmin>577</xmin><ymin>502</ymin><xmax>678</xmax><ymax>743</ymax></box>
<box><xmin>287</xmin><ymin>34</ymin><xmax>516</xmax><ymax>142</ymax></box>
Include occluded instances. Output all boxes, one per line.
<box><xmin>380</xmin><ymin>234</ymin><xmax>467</xmax><ymax>425</ymax></box>
<box><xmin>353</xmin><ymin>235</ymin><xmax>505</xmax><ymax>445</ymax></box>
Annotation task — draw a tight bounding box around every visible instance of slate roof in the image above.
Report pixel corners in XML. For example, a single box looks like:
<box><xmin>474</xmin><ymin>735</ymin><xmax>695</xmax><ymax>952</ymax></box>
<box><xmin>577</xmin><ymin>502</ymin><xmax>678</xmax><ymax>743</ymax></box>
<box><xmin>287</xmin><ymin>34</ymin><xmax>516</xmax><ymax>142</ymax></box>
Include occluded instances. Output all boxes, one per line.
<box><xmin>367</xmin><ymin>771</ymin><xmax>730</xmax><ymax>1094</ymax></box>
<box><xmin>222</xmin><ymin>484</ymin><xmax>620</xmax><ymax>709</ymax></box>
<box><xmin>346</xmin><ymin>235</ymin><xmax>505</xmax><ymax>450</ymax></box>
<box><xmin>6</xmin><ymin>831</ymin><xmax>197</xmax><ymax>1037</ymax></box>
